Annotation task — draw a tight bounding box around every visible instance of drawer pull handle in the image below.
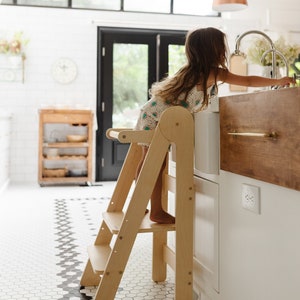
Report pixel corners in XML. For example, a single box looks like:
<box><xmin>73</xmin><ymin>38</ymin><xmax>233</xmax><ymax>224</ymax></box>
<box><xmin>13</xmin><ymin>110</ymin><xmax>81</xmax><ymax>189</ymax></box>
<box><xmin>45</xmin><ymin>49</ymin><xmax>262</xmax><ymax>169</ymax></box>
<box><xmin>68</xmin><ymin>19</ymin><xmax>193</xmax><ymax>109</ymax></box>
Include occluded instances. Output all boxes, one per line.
<box><xmin>228</xmin><ymin>131</ymin><xmax>278</xmax><ymax>139</ymax></box>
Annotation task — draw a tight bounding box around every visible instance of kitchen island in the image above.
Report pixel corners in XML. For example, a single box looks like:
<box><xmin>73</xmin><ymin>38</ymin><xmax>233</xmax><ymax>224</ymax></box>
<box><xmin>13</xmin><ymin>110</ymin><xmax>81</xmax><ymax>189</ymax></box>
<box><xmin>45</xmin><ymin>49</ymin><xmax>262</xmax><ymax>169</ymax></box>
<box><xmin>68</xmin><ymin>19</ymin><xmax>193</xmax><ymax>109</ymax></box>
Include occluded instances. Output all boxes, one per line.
<box><xmin>195</xmin><ymin>87</ymin><xmax>300</xmax><ymax>300</ymax></box>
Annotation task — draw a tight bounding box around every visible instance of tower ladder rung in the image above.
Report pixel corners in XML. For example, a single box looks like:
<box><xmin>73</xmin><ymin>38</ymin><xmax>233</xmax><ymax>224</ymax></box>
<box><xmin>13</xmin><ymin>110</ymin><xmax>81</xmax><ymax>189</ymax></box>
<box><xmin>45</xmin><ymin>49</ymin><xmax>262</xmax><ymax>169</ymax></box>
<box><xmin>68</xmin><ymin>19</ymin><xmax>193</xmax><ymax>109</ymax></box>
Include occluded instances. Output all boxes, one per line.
<box><xmin>102</xmin><ymin>211</ymin><xmax>176</xmax><ymax>234</ymax></box>
<box><xmin>87</xmin><ymin>245</ymin><xmax>112</xmax><ymax>275</ymax></box>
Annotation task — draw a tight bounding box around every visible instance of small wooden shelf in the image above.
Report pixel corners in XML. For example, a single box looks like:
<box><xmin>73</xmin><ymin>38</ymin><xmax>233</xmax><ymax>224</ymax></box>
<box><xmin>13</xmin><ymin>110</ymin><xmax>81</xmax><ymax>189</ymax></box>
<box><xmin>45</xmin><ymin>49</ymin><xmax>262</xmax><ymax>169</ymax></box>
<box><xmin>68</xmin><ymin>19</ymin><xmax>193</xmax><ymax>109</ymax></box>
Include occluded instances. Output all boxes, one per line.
<box><xmin>38</xmin><ymin>109</ymin><xmax>93</xmax><ymax>185</ymax></box>
<box><xmin>43</xmin><ymin>142</ymin><xmax>89</xmax><ymax>148</ymax></box>
<box><xmin>43</xmin><ymin>155</ymin><xmax>87</xmax><ymax>160</ymax></box>
<box><xmin>40</xmin><ymin>176</ymin><xmax>89</xmax><ymax>183</ymax></box>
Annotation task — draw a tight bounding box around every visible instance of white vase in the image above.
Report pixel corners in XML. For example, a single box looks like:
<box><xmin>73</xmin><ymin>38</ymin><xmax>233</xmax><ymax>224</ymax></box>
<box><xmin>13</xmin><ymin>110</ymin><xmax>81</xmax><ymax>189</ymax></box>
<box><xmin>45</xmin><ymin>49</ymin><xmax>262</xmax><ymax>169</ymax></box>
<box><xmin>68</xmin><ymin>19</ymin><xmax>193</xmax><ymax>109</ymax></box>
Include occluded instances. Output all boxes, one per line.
<box><xmin>262</xmin><ymin>65</ymin><xmax>281</xmax><ymax>78</ymax></box>
<box><xmin>8</xmin><ymin>55</ymin><xmax>22</xmax><ymax>68</ymax></box>
<box><xmin>0</xmin><ymin>55</ymin><xmax>6</xmax><ymax>67</ymax></box>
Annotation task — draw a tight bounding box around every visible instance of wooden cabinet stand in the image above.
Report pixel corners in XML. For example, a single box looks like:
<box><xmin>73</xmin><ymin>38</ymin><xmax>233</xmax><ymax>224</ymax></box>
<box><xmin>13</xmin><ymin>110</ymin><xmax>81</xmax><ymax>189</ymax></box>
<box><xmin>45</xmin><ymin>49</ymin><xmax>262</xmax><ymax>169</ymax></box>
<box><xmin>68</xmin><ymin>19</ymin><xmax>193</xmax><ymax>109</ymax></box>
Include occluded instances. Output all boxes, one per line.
<box><xmin>38</xmin><ymin>109</ymin><xmax>93</xmax><ymax>186</ymax></box>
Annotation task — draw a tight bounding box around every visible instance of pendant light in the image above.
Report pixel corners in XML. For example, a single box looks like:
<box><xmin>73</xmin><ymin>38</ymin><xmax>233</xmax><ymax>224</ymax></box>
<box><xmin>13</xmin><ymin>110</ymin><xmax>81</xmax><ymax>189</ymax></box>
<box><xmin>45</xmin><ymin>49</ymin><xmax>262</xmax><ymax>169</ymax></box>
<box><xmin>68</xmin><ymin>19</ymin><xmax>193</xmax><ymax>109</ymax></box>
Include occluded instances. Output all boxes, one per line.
<box><xmin>212</xmin><ymin>0</ymin><xmax>248</xmax><ymax>12</ymax></box>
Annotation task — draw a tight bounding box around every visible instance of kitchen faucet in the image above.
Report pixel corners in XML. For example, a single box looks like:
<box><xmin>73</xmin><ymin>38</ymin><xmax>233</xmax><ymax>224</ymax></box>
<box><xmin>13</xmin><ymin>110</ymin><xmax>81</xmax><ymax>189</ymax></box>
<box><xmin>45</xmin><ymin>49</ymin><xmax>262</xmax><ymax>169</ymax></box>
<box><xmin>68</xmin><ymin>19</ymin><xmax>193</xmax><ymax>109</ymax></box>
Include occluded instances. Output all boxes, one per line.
<box><xmin>261</xmin><ymin>49</ymin><xmax>289</xmax><ymax>77</ymax></box>
<box><xmin>234</xmin><ymin>30</ymin><xmax>282</xmax><ymax>78</ymax></box>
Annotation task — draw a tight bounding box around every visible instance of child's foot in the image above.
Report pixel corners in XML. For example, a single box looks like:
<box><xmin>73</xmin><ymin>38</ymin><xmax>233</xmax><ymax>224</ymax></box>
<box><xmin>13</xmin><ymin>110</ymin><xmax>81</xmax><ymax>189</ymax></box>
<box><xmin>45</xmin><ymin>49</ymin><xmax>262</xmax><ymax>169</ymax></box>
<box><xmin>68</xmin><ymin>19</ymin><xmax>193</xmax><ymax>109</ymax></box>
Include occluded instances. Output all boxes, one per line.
<box><xmin>150</xmin><ymin>210</ymin><xmax>175</xmax><ymax>224</ymax></box>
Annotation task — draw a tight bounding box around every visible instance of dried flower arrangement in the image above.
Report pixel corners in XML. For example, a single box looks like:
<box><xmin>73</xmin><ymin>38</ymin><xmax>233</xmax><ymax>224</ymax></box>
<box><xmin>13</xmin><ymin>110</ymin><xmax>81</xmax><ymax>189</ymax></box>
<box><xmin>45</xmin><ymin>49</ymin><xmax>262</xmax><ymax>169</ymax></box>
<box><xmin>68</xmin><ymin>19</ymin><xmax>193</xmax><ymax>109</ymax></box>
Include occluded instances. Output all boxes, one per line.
<box><xmin>246</xmin><ymin>36</ymin><xmax>300</xmax><ymax>67</ymax></box>
<box><xmin>0</xmin><ymin>32</ymin><xmax>29</xmax><ymax>57</ymax></box>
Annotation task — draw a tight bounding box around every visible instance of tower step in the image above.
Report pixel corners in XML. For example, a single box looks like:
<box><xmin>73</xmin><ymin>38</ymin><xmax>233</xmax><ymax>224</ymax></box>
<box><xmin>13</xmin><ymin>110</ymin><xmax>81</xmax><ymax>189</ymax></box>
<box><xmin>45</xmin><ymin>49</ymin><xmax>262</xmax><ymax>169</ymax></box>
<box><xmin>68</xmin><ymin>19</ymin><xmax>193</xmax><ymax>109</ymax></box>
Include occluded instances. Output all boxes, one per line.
<box><xmin>103</xmin><ymin>211</ymin><xmax>176</xmax><ymax>234</ymax></box>
<box><xmin>88</xmin><ymin>245</ymin><xmax>112</xmax><ymax>274</ymax></box>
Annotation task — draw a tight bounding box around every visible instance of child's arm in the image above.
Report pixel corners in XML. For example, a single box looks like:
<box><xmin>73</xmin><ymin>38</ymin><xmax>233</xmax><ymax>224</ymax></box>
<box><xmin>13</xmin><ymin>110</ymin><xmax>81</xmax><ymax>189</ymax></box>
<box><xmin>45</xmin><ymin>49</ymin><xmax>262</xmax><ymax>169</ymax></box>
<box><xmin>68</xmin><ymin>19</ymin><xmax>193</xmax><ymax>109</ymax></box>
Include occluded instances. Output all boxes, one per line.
<box><xmin>218</xmin><ymin>68</ymin><xmax>296</xmax><ymax>87</ymax></box>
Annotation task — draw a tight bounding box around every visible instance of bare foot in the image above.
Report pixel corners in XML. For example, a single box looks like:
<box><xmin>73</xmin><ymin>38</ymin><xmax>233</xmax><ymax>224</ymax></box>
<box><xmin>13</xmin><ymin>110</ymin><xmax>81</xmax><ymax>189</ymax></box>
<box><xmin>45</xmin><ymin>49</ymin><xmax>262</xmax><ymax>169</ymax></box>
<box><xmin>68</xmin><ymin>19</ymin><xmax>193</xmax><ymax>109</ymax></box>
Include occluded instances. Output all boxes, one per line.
<box><xmin>150</xmin><ymin>210</ymin><xmax>175</xmax><ymax>224</ymax></box>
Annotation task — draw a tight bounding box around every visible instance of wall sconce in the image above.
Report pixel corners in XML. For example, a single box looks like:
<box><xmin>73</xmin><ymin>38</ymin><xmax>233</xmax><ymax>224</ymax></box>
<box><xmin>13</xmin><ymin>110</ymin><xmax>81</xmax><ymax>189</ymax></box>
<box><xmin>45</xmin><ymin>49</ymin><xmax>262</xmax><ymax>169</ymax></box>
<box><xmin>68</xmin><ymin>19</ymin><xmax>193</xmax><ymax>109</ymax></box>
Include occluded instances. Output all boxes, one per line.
<box><xmin>212</xmin><ymin>0</ymin><xmax>248</xmax><ymax>12</ymax></box>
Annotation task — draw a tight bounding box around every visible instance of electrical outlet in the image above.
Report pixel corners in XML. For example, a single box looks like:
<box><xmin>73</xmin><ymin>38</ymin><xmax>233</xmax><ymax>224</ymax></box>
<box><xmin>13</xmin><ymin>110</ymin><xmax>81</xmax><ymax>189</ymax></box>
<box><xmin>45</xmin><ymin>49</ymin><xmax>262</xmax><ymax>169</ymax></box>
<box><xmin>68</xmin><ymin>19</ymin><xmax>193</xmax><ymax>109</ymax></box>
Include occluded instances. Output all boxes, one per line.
<box><xmin>242</xmin><ymin>184</ymin><xmax>260</xmax><ymax>214</ymax></box>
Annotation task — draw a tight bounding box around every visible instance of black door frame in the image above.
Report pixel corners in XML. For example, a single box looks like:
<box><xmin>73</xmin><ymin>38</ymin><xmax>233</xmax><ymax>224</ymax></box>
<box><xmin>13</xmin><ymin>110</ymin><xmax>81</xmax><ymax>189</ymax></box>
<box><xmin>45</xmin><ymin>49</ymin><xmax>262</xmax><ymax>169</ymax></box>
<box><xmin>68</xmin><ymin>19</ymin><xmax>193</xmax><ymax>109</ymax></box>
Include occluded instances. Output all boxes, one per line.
<box><xmin>95</xmin><ymin>27</ymin><xmax>186</xmax><ymax>181</ymax></box>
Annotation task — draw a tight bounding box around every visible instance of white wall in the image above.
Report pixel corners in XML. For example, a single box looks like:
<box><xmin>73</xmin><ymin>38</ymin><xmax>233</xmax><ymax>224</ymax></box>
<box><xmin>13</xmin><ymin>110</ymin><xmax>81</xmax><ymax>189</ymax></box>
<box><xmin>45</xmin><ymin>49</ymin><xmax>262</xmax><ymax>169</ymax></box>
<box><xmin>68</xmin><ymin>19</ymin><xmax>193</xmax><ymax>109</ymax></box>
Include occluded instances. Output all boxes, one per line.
<box><xmin>0</xmin><ymin>6</ymin><xmax>100</xmax><ymax>182</ymax></box>
<box><xmin>0</xmin><ymin>2</ymin><xmax>299</xmax><ymax>183</ymax></box>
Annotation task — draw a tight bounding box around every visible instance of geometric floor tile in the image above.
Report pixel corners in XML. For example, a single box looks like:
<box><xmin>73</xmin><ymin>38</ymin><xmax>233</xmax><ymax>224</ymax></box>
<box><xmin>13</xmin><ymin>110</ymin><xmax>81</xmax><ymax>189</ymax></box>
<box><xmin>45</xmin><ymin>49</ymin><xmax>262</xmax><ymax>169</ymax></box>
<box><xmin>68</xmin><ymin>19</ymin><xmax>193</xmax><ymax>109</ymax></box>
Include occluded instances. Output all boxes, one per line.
<box><xmin>0</xmin><ymin>184</ymin><xmax>175</xmax><ymax>300</ymax></box>
<box><xmin>53</xmin><ymin>197</ymin><xmax>175</xmax><ymax>300</ymax></box>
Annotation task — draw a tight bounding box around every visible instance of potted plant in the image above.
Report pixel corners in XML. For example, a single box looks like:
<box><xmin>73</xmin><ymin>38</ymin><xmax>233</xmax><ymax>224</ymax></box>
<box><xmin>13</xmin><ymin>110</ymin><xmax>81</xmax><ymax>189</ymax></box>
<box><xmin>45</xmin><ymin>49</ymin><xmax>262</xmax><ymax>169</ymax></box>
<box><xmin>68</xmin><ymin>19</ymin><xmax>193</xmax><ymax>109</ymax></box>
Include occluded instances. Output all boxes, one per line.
<box><xmin>0</xmin><ymin>32</ymin><xmax>29</xmax><ymax>67</ymax></box>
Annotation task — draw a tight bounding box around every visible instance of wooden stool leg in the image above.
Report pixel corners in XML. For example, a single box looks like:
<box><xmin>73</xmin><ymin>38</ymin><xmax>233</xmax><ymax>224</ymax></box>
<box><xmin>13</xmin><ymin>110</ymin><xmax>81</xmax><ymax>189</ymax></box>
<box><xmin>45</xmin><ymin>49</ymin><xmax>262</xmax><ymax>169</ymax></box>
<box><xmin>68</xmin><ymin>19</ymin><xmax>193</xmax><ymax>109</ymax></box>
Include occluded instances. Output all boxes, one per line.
<box><xmin>158</xmin><ymin>107</ymin><xmax>194</xmax><ymax>299</ymax></box>
<box><xmin>152</xmin><ymin>231</ymin><xmax>167</xmax><ymax>282</ymax></box>
<box><xmin>152</xmin><ymin>156</ymin><xmax>168</xmax><ymax>282</ymax></box>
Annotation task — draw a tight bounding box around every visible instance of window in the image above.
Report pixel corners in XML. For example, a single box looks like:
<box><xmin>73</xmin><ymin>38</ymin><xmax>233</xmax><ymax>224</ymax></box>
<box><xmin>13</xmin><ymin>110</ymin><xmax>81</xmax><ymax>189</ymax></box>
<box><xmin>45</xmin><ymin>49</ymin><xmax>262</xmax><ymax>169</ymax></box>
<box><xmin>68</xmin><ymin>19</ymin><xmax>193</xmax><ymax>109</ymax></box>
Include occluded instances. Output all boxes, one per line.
<box><xmin>17</xmin><ymin>0</ymin><xmax>67</xmax><ymax>7</ymax></box>
<box><xmin>124</xmin><ymin>0</ymin><xmax>170</xmax><ymax>13</ymax></box>
<box><xmin>72</xmin><ymin>0</ymin><xmax>120</xmax><ymax>10</ymax></box>
<box><xmin>173</xmin><ymin>0</ymin><xmax>217</xmax><ymax>16</ymax></box>
<box><xmin>1</xmin><ymin>0</ymin><xmax>218</xmax><ymax>17</ymax></box>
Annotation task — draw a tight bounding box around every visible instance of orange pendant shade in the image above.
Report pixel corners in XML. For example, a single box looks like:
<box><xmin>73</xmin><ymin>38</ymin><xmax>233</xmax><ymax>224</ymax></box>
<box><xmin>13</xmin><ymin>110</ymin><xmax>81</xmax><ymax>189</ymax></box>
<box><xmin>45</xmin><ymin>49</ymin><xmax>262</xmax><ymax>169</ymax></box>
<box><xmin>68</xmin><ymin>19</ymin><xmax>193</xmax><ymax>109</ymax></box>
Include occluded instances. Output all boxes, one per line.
<box><xmin>212</xmin><ymin>0</ymin><xmax>248</xmax><ymax>12</ymax></box>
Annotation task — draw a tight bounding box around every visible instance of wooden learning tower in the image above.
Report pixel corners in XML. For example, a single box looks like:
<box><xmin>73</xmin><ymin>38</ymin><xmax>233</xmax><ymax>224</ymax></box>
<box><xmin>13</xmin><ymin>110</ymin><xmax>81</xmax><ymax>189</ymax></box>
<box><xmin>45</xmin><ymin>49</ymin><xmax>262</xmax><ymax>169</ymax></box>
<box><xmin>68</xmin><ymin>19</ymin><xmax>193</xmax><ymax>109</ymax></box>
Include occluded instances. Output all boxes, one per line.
<box><xmin>80</xmin><ymin>106</ymin><xmax>195</xmax><ymax>299</ymax></box>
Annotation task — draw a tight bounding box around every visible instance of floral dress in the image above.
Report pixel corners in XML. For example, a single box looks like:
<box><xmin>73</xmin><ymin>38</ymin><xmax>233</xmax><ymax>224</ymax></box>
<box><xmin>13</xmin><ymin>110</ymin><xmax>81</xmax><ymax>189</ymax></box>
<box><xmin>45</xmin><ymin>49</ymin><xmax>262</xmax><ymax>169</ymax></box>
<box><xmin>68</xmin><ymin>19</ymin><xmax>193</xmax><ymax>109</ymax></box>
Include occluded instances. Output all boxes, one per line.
<box><xmin>135</xmin><ymin>85</ymin><xmax>215</xmax><ymax>131</ymax></box>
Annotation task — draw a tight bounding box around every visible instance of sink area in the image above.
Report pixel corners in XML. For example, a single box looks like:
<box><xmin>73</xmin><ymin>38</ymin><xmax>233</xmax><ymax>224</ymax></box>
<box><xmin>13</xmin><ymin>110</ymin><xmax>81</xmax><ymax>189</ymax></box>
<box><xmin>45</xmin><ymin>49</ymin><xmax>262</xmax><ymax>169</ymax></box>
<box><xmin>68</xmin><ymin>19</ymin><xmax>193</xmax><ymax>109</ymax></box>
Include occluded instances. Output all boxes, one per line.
<box><xmin>233</xmin><ymin>30</ymin><xmax>290</xmax><ymax>78</ymax></box>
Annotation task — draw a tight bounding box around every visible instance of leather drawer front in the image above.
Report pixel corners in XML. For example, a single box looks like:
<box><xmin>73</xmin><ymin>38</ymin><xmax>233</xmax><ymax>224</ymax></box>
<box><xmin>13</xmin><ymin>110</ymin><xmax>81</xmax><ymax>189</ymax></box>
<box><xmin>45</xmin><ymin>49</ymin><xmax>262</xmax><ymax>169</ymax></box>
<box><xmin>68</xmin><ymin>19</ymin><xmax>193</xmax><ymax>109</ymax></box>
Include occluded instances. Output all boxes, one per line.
<box><xmin>220</xmin><ymin>87</ymin><xmax>300</xmax><ymax>191</ymax></box>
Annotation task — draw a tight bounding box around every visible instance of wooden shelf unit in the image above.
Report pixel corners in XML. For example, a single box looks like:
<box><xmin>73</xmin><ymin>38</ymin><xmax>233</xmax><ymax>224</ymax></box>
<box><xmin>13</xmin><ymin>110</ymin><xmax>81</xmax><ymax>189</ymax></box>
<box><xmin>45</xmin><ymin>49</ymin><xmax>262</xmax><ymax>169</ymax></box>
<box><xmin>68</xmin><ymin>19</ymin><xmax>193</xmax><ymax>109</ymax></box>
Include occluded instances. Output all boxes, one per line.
<box><xmin>38</xmin><ymin>108</ymin><xmax>93</xmax><ymax>185</ymax></box>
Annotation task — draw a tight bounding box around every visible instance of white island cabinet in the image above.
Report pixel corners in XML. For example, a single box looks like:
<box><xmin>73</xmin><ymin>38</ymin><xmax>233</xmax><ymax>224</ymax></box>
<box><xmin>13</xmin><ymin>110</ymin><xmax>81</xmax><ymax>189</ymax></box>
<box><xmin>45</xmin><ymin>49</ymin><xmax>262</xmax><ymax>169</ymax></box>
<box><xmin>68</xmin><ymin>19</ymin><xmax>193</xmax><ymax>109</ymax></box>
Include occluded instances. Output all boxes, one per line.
<box><xmin>216</xmin><ymin>88</ymin><xmax>300</xmax><ymax>300</ymax></box>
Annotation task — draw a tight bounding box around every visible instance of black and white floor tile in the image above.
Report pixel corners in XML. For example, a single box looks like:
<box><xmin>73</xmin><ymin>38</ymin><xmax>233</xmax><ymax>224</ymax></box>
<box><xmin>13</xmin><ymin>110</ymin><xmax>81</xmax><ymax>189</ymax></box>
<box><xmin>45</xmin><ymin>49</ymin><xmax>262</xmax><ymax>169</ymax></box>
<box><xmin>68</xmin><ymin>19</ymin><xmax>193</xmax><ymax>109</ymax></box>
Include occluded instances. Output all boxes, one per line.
<box><xmin>0</xmin><ymin>183</ymin><xmax>175</xmax><ymax>300</ymax></box>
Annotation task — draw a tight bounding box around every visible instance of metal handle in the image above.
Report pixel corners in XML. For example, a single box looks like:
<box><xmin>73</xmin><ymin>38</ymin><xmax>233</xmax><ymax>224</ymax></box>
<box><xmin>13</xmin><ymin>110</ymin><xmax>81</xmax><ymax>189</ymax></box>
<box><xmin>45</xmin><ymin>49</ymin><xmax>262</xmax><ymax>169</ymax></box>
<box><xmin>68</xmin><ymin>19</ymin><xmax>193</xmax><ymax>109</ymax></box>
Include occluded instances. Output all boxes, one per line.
<box><xmin>228</xmin><ymin>131</ymin><xmax>278</xmax><ymax>139</ymax></box>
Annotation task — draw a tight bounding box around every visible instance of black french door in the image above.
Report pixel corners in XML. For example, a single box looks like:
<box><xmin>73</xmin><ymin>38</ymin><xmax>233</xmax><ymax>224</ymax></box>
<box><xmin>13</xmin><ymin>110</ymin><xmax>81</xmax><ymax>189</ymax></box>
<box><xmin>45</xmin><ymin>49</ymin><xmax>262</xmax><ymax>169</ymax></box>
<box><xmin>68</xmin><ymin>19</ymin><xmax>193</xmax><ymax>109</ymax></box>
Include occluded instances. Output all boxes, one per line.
<box><xmin>96</xmin><ymin>27</ymin><xmax>186</xmax><ymax>181</ymax></box>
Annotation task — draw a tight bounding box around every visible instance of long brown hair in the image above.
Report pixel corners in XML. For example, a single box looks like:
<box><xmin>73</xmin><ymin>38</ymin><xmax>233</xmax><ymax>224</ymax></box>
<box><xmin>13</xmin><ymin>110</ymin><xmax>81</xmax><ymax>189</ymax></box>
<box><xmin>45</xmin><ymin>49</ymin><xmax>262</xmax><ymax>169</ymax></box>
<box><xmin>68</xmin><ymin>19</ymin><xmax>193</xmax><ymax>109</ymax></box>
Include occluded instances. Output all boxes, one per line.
<box><xmin>150</xmin><ymin>27</ymin><xmax>228</xmax><ymax>108</ymax></box>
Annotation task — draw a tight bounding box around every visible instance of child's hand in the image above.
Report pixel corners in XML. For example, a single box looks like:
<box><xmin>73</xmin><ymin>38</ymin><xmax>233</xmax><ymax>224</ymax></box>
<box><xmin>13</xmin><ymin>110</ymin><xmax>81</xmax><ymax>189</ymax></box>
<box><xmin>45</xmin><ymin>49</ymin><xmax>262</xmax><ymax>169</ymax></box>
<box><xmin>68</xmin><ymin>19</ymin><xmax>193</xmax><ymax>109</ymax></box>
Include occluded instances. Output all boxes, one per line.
<box><xmin>278</xmin><ymin>76</ymin><xmax>296</xmax><ymax>87</ymax></box>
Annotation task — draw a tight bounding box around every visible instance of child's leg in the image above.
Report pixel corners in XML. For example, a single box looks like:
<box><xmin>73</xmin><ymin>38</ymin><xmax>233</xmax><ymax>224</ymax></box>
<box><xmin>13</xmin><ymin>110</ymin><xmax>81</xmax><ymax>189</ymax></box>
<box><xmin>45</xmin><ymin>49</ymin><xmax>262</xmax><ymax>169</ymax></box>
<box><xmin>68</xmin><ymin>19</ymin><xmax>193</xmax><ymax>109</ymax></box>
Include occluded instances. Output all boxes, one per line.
<box><xmin>136</xmin><ymin>146</ymin><xmax>175</xmax><ymax>224</ymax></box>
<box><xmin>149</xmin><ymin>156</ymin><xmax>175</xmax><ymax>224</ymax></box>
<box><xmin>135</xmin><ymin>146</ymin><xmax>149</xmax><ymax>214</ymax></box>
<box><xmin>135</xmin><ymin>146</ymin><xmax>148</xmax><ymax>181</ymax></box>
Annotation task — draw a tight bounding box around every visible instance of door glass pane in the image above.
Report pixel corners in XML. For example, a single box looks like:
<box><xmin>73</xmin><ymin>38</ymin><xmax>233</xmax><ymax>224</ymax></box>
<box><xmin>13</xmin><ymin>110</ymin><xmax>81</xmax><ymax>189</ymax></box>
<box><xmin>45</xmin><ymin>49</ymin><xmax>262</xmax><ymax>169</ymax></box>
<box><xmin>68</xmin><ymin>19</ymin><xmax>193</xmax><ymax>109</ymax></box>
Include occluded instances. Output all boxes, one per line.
<box><xmin>168</xmin><ymin>44</ymin><xmax>186</xmax><ymax>76</ymax></box>
<box><xmin>112</xmin><ymin>43</ymin><xmax>148</xmax><ymax>128</ymax></box>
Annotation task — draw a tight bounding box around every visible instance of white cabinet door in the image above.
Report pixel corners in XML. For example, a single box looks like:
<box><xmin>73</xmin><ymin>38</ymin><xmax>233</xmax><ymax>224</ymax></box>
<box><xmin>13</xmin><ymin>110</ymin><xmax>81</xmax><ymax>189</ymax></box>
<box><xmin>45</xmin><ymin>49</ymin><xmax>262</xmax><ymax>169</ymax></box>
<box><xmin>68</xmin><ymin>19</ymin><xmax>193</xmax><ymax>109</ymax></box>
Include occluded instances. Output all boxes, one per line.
<box><xmin>194</xmin><ymin>175</ymin><xmax>219</xmax><ymax>298</ymax></box>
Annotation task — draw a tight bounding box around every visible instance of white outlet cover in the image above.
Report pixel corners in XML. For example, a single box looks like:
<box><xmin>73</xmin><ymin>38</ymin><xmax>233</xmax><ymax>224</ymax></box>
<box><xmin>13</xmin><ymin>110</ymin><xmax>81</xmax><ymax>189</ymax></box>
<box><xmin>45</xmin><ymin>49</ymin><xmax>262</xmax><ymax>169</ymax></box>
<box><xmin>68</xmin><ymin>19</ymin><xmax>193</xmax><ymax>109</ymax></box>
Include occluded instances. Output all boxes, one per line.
<box><xmin>242</xmin><ymin>184</ymin><xmax>260</xmax><ymax>214</ymax></box>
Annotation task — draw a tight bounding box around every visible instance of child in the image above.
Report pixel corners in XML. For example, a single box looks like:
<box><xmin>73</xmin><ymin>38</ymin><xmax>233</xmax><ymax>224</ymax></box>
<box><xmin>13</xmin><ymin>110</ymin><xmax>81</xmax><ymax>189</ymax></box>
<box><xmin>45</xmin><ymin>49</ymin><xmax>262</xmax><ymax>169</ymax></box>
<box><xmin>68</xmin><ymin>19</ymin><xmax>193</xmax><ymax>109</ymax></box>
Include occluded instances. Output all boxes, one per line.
<box><xmin>135</xmin><ymin>27</ymin><xmax>296</xmax><ymax>224</ymax></box>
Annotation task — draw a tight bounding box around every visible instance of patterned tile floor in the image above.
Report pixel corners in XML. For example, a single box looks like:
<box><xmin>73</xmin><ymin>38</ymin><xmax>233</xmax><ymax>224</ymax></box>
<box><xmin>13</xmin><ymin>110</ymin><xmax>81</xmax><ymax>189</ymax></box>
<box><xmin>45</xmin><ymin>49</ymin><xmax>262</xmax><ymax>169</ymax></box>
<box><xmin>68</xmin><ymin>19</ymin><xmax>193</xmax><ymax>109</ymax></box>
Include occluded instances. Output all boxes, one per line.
<box><xmin>0</xmin><ymin>183</ymin><xmax>175</xmax><ymax>300</ymax></box>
